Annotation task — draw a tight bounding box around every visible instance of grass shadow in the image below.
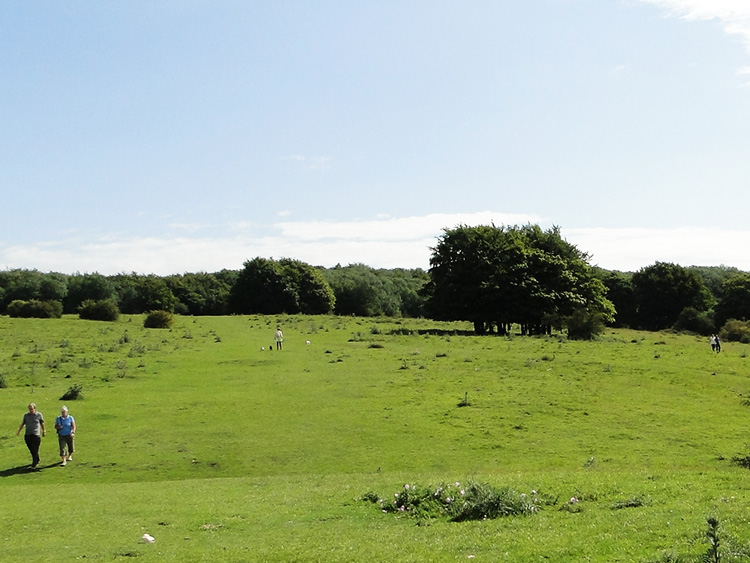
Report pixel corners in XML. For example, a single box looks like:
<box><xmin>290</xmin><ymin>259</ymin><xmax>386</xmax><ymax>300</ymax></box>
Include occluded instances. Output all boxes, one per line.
<box><xmin>0</xmin><ymin>462</ymin><xmax>60</xmax><ymax>477</ymax></box>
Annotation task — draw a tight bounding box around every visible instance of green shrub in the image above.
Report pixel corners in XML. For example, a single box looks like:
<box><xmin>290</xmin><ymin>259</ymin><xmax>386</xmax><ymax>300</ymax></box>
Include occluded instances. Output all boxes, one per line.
<box><xmin>448</xmin><ymin>482</ymin><xmax>542</xmax><ymax>522</ymax></box>
<box><xmin>7</xmin><ymin>299</ymin><xmax>63</xmax><ymax>318</ymax></box>
<box><xmin>720</xmin><ymin>319</ymin><xmax>750</xmax><ymax>343</ymax></box>
<box><xmin>78</xmin><ymin>299</ymin><xmax>120</xmax><ymax>321</ymax></box>
<box><xmin>566</xmin><ymin>309</ymin><xmax>605</xmax><ymax>340</ymax></box>
<box><xmin>731</xmin><ymin>451</ymin><xmax>750</xmax><ymax>469</ymax></box>
<box><xmin>144</xmin><ymin>310</ymin><xmax>174</xmax><ymax>329</ymax></box>
<box><xmin>366</xmin><ymin>481</ymin><xmax>545</xmax><ymax>521</ymax></box>
<box><xmin>389</xmin><ymin>327</ymin><xmax>415</xmax><ymax>336</ymax></box>
<box><xmin>673</xmin><ymin>307</ymin><xmax>714</xmax><ymax>336</ymax></box>
<box><xmin>60</xmin><ymin>384</ymin><xmax>84</xmax><ymax>400</ymax></box>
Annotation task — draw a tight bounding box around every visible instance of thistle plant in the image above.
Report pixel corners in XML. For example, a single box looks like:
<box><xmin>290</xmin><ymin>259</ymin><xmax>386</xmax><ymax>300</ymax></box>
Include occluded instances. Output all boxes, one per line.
<box><xmin>363</xmin><ymin>481</ymin><xmax>550</xmax><ymax>521</ymax></box>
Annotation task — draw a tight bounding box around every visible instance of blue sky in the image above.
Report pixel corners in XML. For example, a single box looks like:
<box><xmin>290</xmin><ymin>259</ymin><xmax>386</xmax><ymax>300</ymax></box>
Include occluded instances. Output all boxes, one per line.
<box><xmin>3</xmin><ymin>0</ymin><xmax>750</xmax><ymax>275</ymax></box>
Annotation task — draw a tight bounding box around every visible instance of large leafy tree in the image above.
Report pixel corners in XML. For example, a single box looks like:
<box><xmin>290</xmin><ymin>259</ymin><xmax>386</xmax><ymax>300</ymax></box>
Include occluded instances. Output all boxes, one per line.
<box><xmin>631</xmin><ymin>262</ymin><xmax>713</xmax><ymax>331</ymax></box>
<box><xmin>688</xmin><ymin>265</ymin><xmax>741</xmax><ymax>303</ymax></box>
<box><xmin>324</xmin><ymin>264</ymin><xmax>383</xmax><ymax>316</ymax></box>
<box><xmin>228</xmin><ymin>258</ymin><xmax>293</xmax><ymax>314</ymax></box>
<box><xmin>110</xmin><ymin>274</ymin><xmax>178</xmax><ymax>314</ymax></box>
<box><xmin>63</xmin><ymin>273</ymin><xmax>117</xmax><ymax>314</ymax></box>
<box><xmin>594</xmin><ymin>268</ymin><xmax>638</xmax><ymax>328</ymax></box>
<box><xmin>384</xmin><ymin>268</ymin><xmax>429</xmax><ymax>317</ymax></box>
<box><xmin>278</xmin><ymin>259</ymin><xmax>335</xmax><ymax>315</ymax></box>
<box><xmin>323</xmin><ymin>264</ymin><xmax>427</xmax><ymax>317</ymax></box>
<box><xmin>228</xmin><ymin>257</ymin><xmax>335</xmax><ymax>315</ymax></box>
<box><xmin>424</xmin><ymin>225</ymin><xmax>515</xmax><ymax>332</ymax></box>
<box><xmin>0</xmin><ymin>269</ymin><xmax>67</xmax><ymax>313</ymax></box>
<box><xmin>424</xmin><ymin>224</ymin><xmax>613</xmax><ymax>335</ymax></box>
<box><xmin>165</xmin><ymin>272</ymin><xmax>233</xmax><ymax>315</ymax></box>
<box><xmin>714</xmin><ymin>273</ymin><xmax>750</xmax><ymax>328</ymax></box>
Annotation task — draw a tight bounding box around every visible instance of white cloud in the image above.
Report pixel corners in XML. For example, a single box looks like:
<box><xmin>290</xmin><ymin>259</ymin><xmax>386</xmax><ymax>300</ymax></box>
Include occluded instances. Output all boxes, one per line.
<box><xmin>275</xmin><ymin>212</ymin><xmax>543</xmax><ymax>242</ymax></box>
<box><xmin>2</xmin><ymin>214</ymin><xmax>750</xmax><ymax>275</ymax></box>
<box><xmin>566</xmin><ymin>226</ymin><xmax>750</xmax><ymax>271</ymax></box>
<box><xmin>282</xmin><ymin>154</ymin><xmax>331</xmax><ymax>171</ymax></box>
<box><xmin>639</xmin><ymin>0</ymin><xmax>750</xmax><ymax>49</ymax></box>
<box><xmin>608</xmin><ymin>64</ymin><xmax>630</xmax><ymax>75</ymax></box>
<box><xmin>168</xmin><ymin>222</ymin><xmax>208</xmax><ymax>233</ymax></box>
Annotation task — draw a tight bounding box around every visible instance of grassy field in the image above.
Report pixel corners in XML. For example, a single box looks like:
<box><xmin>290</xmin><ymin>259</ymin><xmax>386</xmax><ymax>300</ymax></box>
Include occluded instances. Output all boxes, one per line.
<box><xmin>1</xmin><ymin>314</ymin><xmax>750</xmax><ymax>561</ymax></box>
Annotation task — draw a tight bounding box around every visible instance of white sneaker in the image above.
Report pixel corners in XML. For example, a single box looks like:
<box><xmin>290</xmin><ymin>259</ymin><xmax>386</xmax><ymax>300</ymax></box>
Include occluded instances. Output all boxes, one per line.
<box><xmin>67</xmin><ymin>456</ymin><xmax>73</xmax><ymax>461</ymax></box>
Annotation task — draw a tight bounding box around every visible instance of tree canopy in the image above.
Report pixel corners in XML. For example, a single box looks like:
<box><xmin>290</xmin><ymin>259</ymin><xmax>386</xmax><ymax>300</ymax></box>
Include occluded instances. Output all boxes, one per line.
<box><xmin>228</xmin><ymin>257</ymin><xmax>335</xmax><ymax>315</ymax></box>
<box><xmin>713</xmin><ymin>273</ymin><xmax>750</xmax><ymax>328</ymax></box>
<box><xmin>322</xmin><ymin>264</ymin><xmax>428</xmax><ymax>317</ymax></box>
<box><xmin>631</xmin><ymin>262</ymin><xmax>712</xmax><ymax>331</ymax></box>
<box><xmin>424</xmin><ymin>224</ymin><xmax>613</xmax><ymax>335</ymax></box>
<box><xmin>4</xmin><ymin>239</ymin><xmax>750</xmax><ymax>334</ymax></box>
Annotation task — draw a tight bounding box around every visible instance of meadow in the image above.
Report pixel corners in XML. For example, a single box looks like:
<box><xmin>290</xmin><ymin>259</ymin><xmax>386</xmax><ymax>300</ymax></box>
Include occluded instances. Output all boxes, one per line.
<box><xmin>1</xmin><ymin>314</ymin><xmax>750</xmax><ymax>562</ymax></box>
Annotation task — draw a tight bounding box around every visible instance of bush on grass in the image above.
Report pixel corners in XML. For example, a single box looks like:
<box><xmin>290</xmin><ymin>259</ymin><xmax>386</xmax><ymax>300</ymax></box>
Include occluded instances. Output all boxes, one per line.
<box><xmin>566</xmin><ymin>309</ymin><xmax>606</xmax><ymax>340</ymax></box>
<box><xmin>672</xmin><ymin>307</ymin><xmax>715</xmax><ymax>336</ymax></box>
<box><xmin>363</xmin><ymin>481</ymin><xmax>546</xmax><ymax>521</ymax></box>
<box><xmin>7</xmin><ymin>299</ymin><xmax>63</xmax><ymax>319</ymax></box>
<box><xmin>78</xmin><ymin>299</ymin><xmax>120</xmax><ymax>321</ymax></box>
<box><xmin>720</xmin><ymin>319</ymin><xmax>750</xmax><ymax>343</ymax></box>
<box><xmin>60</xmin><ymin>384</ymin><xmax>83</xmax><ymax>400</ymax></box>
<box><xmin>448</xmin><ymin>481</ymin><xmax>543</xmax><ymax>522</ymax></box>
<box><xmin>144</xmin><ymin>310</ymin><xmax>174</xmax><ymax>329</ymax></box>
<box><xmin>731</xmin><ymin>450</ymin><xmax>750</xmax><ymax>469</ymax></box>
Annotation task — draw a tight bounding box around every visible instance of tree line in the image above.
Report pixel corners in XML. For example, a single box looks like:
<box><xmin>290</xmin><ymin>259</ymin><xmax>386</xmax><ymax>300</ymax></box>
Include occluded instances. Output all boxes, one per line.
<box><xmin>2</xmin><ymin>224</ymin><xmax>750</xmax><ymax>340</ymax></box>
<box><xmin>0</xmin><ymin>260</ymin><xmax>428</xmax><ymax>319</ymax></box>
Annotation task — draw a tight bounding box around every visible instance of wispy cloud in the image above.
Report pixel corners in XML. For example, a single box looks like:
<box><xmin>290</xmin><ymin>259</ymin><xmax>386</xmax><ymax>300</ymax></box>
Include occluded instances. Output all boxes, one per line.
<box><xmin>736</xmin><ymin>65</ymin><xmax>750</xmax><ymax>85</ymax></box>
<box><xmin>1</xmin><ymin>214</ymin><xmax>750</xmax><ymax>275</ymax></box>
<box><xmin>608</xmin><ymin>64</ymin><xmax>630</xmax><ymax>75</ymax></box>
<box><xmin>282</xmin><ymin>154</ymin><xmax>331</xmax><ymax>171</ymax></box>
<box><xmin>168</xmin><ymin>222</ymin><xmax>208</xmax><ymax>233</ymax></box>
<box><xmin>566</xmin><ymin>226</ymin><xmax>750</xmax><ymax>272</ymax></box>
<box><xmin>639</xmin><ymin>1</ymin><xmax>750</xmax><ymax>50</ymax></box>
<box><xmin>275</xmin><ymin>212</ymin><xmax>542</xmax><ymax>242</ymax></box>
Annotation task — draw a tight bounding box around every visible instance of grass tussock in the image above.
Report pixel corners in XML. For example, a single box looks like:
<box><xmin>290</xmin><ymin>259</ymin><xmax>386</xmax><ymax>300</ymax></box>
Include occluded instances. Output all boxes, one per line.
<box><xmin>364</xmin><ymin>481</ymin><xmax>550</xmax><ymax>521</ymax></box>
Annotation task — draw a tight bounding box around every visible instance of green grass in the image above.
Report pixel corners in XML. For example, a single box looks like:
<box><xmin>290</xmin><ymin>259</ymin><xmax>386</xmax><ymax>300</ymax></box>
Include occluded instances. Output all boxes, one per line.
<box><xmin>1</xmin><ymin>315</ymin><xmax>750</xmax><ymax>561</ymax></box>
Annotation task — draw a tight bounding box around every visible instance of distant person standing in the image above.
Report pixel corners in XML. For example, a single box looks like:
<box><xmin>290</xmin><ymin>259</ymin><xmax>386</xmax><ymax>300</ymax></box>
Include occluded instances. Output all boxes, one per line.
<box><xmin>275</xmin><ymin>326</ymin><xmax>284</xmax><ymax>350</ymax></box>
<box><xmin>715</xmin><ymin>335</ymin><xmax>722</xmax><ymax>353</ymax></box>
<box><xmin>55</xmin><ymin>405</ymin><xmax>76</xmax><ymax>466</ymax></box>
<box><xmin>16</xmin><ymin>403</ymin><xmax>45</xmax><ymax>468</ymax></box>
<box><xmin>710</xmin><ymin>335</ymin><xmax>717</xmax><ymax>352</ymax></box>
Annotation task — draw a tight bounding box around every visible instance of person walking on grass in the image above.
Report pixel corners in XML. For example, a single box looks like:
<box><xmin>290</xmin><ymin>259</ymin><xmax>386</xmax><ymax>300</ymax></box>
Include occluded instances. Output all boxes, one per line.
<box><xmin>55</xmin><ymin>405</ymin><xmax>76</xmax><ymax>466</ymax></box>
<box><xmin>275</xmin><ymin>326</ymin><xmax>284</xmax><ymax>350</ymax></box>
<box><xmin>710</xmin><ymin>334</ymin><xmax>722</xmax><ymax>353</ymax></box>
<box><xmin>16</xmin><ymin>403</ymin><xmax>45</xmax><ymax>469</ymax></box>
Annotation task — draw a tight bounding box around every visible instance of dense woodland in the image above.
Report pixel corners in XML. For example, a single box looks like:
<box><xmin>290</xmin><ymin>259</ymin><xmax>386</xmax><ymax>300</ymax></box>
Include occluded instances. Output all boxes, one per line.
<box><xmin>2</xmin><ymin>224</ymin><xmax>750</xmax><ymax>341</ymax></box>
